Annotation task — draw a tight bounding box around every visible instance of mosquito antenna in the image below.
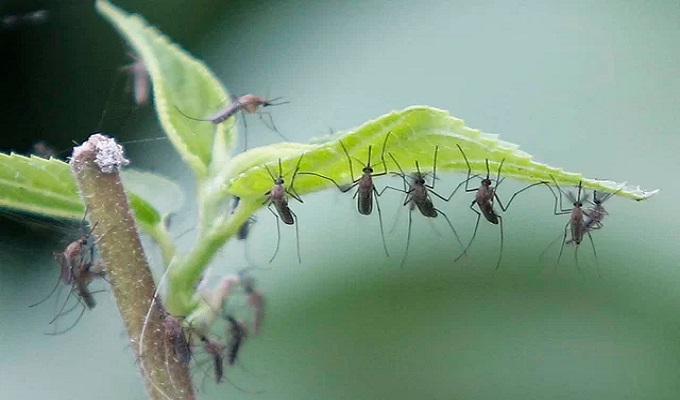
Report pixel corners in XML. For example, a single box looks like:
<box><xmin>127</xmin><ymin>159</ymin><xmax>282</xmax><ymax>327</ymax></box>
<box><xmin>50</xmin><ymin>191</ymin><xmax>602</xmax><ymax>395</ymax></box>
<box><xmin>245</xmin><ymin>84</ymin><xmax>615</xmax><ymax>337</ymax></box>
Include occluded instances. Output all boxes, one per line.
<box><xmin>264</xmin><ymin>164</ymin><xmax>276</xmax><ymax>182</ymax></box>
<box><xmin>432</xmin><ymin>146</ymin><xmax>439</xmax><ymax>182</ymax></box>
<box><xmin>263</xmin><ymin>97</ymin><xmax>290</xmax><ymax>107</ymax></box>
<box><xmin>495</xmin><ymin>159</ymin><xmax>505</xmax><ymax>187</ymax></box>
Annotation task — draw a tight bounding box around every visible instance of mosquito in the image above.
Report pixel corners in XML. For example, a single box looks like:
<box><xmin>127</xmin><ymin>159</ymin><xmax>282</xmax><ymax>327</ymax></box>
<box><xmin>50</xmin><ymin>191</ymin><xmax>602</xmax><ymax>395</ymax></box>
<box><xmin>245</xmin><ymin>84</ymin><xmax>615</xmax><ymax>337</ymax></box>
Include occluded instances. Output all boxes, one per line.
<box><xmin>454</xmin><ymin>145</ymin><xmax>547</xmax><ymax>269</ymax></box>
<box><xmin>387</xmin><ymin>146</ymin><xmax>467</xmax><ymax>268</ymax></box>
<box><xmin>193</xmin><ymin>330</ymin><xmax>260</xmax><ymax>393</ymax></box>
<box><xmin>542</xmin><ymin>178</ymin><xmax>598</xmax><ymax>269</ymax></box>
<box><xmin>197</xmin><ymin>333</ymin><xmax>225</xmax><ymax>383</ymax></box>
<box><xmin>225</xmin><ymin>315</ymin><xmax>248</xmax><ymax>366</ymax></box>
<box><xmin>43</xmin><ymin>276</ymin><xmax>105</xmax><ymax>336</ymax></box>
<box><xmin>263</xmin><ymin>155</ymin><xmax>304</xmax><ymax>263</ymax></box>
<box><xmin>162</xmin><ymin>311</ymin><xmax>192</xmax><ymax>366</ymax></box>
<box><xmin>583</xmin><ymin>188</ymin><xmax>620</xmax><ymax>233</ymax></box>
<box><xmin>31</xmin><ymin>216</ymin><xmax>106</xmax><ymax>335</ymax></box>
<box><xmin>175</xmin><ymin>94</ymin><xmax>290</xmax><ymax>149</ymax></box>
<box><xmin>120</xmin><ymin>53</ymin><xmax>150</xmax><ymax>106</ymax></box>
<box><xmin>238</xmin><ymin>272</ymin><xmax>265</xmax><ymax>335</ymax></box>
<box><xmin>298</xmin><ymin>132</ymin><xmax>394</xmax><ymax>257</ymax></box>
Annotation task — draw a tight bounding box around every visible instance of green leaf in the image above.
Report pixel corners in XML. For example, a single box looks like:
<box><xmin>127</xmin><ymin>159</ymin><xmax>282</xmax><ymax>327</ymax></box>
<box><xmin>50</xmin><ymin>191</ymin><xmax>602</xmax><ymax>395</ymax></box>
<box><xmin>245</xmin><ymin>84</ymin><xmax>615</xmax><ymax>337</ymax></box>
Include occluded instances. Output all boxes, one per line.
<box><xmin>224</xmin><ymin>106</ymin><xmax>658</xmax><ymax>201</ymax></box>
<box><xmin>95</xmin><ymin>0</ymin><xmax>233</xmax><ymax>178</ymax></box>
<box><xmin>128</xmin><ymin>192</ymin><xmax>161</xmax><ymax>232</ymax></box>
<box><xmin>0</xmin><ymin>153</ymin><xmax>82</xmax><ymax>219</ymax></box>
<box><xmin>0</xmin><ymin>153</ymin><xmax>178</xmax><ymax>241</ymax></box>
<box><xmin>121</xmin><ymin>169</ymin><xmax>184</xmax><ymax>219</ymax></box>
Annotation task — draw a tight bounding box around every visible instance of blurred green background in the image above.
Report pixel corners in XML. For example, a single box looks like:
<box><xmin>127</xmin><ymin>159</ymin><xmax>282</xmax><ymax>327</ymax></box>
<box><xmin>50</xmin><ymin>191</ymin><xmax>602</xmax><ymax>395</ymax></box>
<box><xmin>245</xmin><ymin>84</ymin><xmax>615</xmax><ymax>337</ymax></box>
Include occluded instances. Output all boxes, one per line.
<box><xmin>1</xmin><ymin>1</ymin><xmax>679</xmax><ymax>399</ymax></box>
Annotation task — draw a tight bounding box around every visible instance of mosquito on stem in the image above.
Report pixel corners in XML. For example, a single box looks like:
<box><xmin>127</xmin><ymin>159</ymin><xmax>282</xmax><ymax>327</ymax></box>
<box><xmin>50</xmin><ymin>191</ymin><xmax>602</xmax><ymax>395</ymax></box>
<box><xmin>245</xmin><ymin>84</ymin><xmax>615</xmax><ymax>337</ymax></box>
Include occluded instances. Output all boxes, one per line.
<box><xmin>238</xmin><ymin>272</ymin><xmax>265</xmax><ymax>336</ymax></box>
<box><xmin>175</xmin><ymin>94</ymin><xmax>290</xmax><ymax>149</ymax></box>
<box><xmin>263</xmin><ymin>155</ymin><xmax>304</xmax><ymax>263</ymax></box>
<box><xmin>298</xmin><ymin>131</ymin><xmax>394</xmax><ymax>257</ymax></box>
<box><xmin>195</xmin><ymin>333</ymin><xmax>225</xmax><ymax>384</ymax></box>
<box><xmin>225</xmin><ymin>315</ymin><xmax>248</xmax><ymax>366</ymax></box>
<box><xmin>30</xmin><ymin>215</ymin><xmax>107</xmax><ymax>335</ymax></box>
<box><xmin>161</xmin><ymin>311</ymin><xmax>193</xmax><ymax>366</ymax></box>
<box><xmin>386</xmin><ymin>146</ymin><xmax>467</xmax><ymax>268</ymax></box>
<box><xmin>454</xmin><ymin>145</ymin><xmax>547</xmax><ymax>269</ymax></box>
<box><xmin>193</xmin><ymin>329</ymin><xmax>261</xmax><ymax>393</ymax></box>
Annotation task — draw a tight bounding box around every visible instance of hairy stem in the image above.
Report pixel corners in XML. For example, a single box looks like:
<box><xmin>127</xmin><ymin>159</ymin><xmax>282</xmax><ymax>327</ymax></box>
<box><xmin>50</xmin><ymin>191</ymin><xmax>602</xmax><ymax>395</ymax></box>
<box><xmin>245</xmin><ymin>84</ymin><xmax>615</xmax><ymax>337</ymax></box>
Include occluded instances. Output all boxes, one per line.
<box><xmin>71</xmin><ymin>134</ymin><xmax>194</xmax><ymax>400</ymax></box>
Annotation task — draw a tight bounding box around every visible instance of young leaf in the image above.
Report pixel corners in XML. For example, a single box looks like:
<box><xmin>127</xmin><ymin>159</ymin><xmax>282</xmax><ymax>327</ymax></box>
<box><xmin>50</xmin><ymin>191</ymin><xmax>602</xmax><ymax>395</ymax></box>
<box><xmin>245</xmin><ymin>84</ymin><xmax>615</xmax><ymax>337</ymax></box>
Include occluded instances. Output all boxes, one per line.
<box><xmin>0</xmin><ymin>153</ymin><xmax>177</xmax><ymax>244</ymax></box>
<box><xmin>224</xmin><ymin>106</ymin><xmax>658</xmax><ymax>202</ymax></box>
<box><xmin>96</xmin><ymin>0</ymin><xmax>233</xmax><ymax>178</ymax></box>
<box><xmin>0</xmin><ymin>153</ymin><xmax>82</xmax><ymax>219</ymax></box>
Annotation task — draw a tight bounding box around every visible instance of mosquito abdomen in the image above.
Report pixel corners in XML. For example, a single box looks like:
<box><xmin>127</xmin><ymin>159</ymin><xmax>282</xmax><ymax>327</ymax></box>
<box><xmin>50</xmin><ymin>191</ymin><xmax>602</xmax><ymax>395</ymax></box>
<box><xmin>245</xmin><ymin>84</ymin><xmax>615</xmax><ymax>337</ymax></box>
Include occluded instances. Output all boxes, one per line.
<box><xmin>209</xmin><ymin>102</ymin><xmax>241</xmax><ymax>124</ymax></box>
<box><xmin>570</xmin><ymin>208</ymin><xmax>585</xmax><ymax>245</ymax></box>
<box><xmin>274</xmin><ymin>202</ymin><xmax>295</xmax><ymax>225</ymax></box>
<box><xmin>213</xmin><ymin>353</ymin><xmax>224</xmax><ymax>383</ymax></box>
<box><xmin>416</xmin><ymin>198</ymin><xmax>438</xmax><ymax>218</ymax></box>
<box><xmin>75</xmin><ymin>281</ymin><xmax>96</xmax><ymax>309</ymax></box>
<box><xmin>173</xmin><ymin>333</ymin><xmax>192</xmax><ymax>365</ymax></box>
<box><xmin>480</xmin><ymin>203</ymin><xmax>499</xmax><ymax>224</ymax></box>
<box><xmin>357</xmin><ymin>189</ymin><xmax>373</xmax><ymax>215</ymax></box>
<box><xmin>226</xmin><ymin>317</ymin><xmax>247</xmax><ymax>366</ymax></box>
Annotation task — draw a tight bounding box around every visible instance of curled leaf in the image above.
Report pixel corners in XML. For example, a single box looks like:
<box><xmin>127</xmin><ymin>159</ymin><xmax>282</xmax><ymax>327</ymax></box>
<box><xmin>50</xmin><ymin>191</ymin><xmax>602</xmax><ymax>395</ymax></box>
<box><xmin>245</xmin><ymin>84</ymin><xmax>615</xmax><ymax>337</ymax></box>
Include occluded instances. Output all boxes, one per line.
<box><xmin>224</xmin><ymin>106</ymin><xmax>658</xmax><ymax>202</ymax></box>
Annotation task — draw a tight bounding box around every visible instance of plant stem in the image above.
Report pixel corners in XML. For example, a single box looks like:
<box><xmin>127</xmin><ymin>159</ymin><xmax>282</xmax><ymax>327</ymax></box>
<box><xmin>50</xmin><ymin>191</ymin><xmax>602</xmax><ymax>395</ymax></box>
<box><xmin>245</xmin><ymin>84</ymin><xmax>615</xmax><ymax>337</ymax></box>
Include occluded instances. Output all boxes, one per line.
<box><xmin>166</xmin><ymin>197</ymin><xmax>260</xmax><ymax>315</ymax></box>
<box><xmin>71</xmin><ymin>133</ymin><xmax>194</xmax><ymax>400</ymax></box>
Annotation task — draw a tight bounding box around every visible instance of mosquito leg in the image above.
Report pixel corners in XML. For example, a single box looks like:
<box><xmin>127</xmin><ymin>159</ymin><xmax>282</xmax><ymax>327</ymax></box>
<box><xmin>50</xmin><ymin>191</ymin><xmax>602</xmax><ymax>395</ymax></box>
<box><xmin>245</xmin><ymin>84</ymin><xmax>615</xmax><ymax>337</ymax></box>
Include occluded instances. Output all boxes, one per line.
<box><xmin>495</xmin><ymin>216</ymin><xmax>504</xmax><ymax>270</ymax></box>
<box><xmin>291</xmin><ymin>209</ymin><xmax>302</xmax><ymax>264</ymax></box>
<box><xmin>456</xmin><ymin>144</ymin><xmax>478</xmax><ymax>193</ymax></box>
<box><xmin>436</xmin><ymin>208</ymin><xmax>466</xmax><ymax>256</ymax></box>
<box><xmin>268</xmin><ymin>205</ymin><xmax>281</xmax><ymax>263</ymax></box>
<box><xmin>400</xmin><ymin>208</ymin><xmax>413</xmax><ymax>268</ymax></box>
<box><xmin>496</xmin><ymin>181</ymin><xmax>550</xmax><ymax>211</ymax></box>
<box><xmin>455</xmin><ymin>204</ymin><xmax>481</xmax><ymax>263</ymax></box>
<box><xmin>29</xmin><ymin>277</ymin><xmax>61</xmax><ymax>308</ymax></box>
<box><xmin>373</xmin><ymin>187</ymin><xmax>390</xmax><ymax>258</ymax></box>
<box><xmin>556</xmin><ymin>221</ymin><xmax>569</xmax><ymax>267</ymax></box>
<box><xmin>297</xmin><ymin>171</ymin><xmax>356</xmax><ymax>193</ymax></box>
<box><xmin>586</xmin><ymin>231</ymin><xmax>600</xmax><ymax>278</ymax></box>
<box><xmin>45</xmin><ymin>305</ymin><xmax>86</xmax><ymax>336</ymax></box>
<box><xmin>48</xmin><ymin>289</ymin><xmax>76</xmax><ymax>324</ymax></box>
